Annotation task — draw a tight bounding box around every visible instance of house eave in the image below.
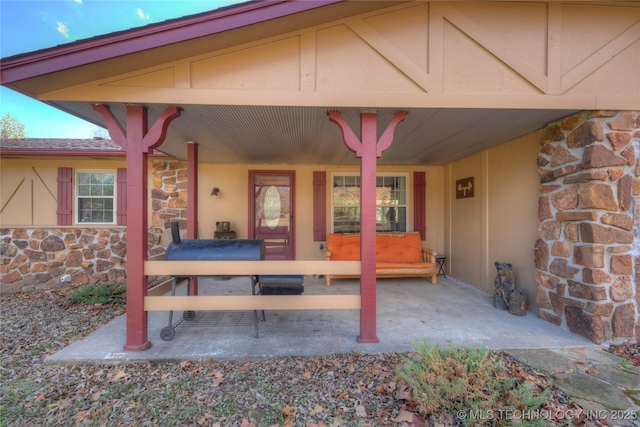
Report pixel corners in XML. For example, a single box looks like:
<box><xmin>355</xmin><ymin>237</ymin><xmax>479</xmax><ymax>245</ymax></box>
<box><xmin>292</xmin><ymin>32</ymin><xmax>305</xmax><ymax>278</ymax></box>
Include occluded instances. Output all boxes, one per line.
<box><xmin>0</xmin><ymin>0</ymin><xmax>346</xmax><ymax>85</ymax></box>
<box><xmin>0</xmin><ymin>149</ymin><xmax>172</xmax><ymax>159</ymax></box>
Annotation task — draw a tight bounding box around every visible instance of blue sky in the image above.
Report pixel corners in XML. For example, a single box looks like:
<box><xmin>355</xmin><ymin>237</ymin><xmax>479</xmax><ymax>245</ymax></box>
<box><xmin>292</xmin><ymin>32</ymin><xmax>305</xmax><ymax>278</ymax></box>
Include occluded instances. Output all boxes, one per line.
<box><xmin>0</xmin><ymin>0</ymin><xmax>243</xmax><ymax>138</ymax></box>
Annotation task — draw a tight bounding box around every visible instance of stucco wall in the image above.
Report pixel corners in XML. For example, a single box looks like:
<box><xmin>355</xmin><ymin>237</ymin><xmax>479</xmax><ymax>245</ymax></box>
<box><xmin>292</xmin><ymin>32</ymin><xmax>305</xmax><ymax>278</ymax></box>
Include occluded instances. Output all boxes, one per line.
<box><xmin>196</xmin><ymin>164</ymin><xmax>445</xmax><ymax>260</ymax></box>
<box><xmin>0</xmin><ymin>159</ymin><xmax>177</xmax><ymax>294</ymax></box>
<box><xmin>446</xmin><ymin>131</ymin><xmax>541</xmax><ymax>311</ymax></box>
<box><xmin>447</xmin><ymin>153</ymin><xmax>486</xmax><ymax>289</ymax></box>
<box><xmin>0</xmin><ymin>159</ymin><xmax>127</xmax><ymax>226</ymax></box>
<box><xmin>488</xmin><ymin>133</ymin><xmax>541</xmax><ymax>310</ymax></box>
<box><xmin>1</xmin><ymin>159</ymin><xmax>445</xmax><ymax>292</ymax></box>
<box><xmin>46</xmin><ymin>2</ymin><xmax>640</xmax><ymax>112</ymax></box>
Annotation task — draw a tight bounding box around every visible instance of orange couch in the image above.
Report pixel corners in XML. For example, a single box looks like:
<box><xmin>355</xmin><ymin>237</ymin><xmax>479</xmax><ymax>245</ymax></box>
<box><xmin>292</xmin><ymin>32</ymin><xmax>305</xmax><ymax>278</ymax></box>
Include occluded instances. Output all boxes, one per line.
<box><xmin>323</xmin><ymin>232</ymin><xmax>438</xmax><ymax>286</ymax></box>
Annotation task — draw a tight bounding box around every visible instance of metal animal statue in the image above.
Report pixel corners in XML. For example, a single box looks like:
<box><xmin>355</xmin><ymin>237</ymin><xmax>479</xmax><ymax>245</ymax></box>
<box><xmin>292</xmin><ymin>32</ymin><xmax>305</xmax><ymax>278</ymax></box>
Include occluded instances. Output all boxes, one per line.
<box><xmin>493</xmin><ymin>262</ymin><xmax>526</xmax><ymax>315</ymax></box>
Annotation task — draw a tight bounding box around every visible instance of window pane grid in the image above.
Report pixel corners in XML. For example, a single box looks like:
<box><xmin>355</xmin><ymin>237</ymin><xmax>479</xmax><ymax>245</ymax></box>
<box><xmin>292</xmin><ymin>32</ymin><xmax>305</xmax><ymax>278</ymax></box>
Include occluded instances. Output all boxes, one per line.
<box><xmin>76</xmin><ymin>172</ymin><xmax>116</xmax><ymax>224</ymax></box>
<box><xmin>332</xmin><ymin>174</ymin><xmax>407</xmax><ymax>233</ymax></box>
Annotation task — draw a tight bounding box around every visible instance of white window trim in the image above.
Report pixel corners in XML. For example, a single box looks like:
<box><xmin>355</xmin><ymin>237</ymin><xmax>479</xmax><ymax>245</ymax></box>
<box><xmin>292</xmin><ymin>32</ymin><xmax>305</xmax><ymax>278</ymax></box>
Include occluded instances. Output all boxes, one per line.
<box><xmin>75</xmin><ymin>169</ymin><xmax>117</xmax><ymax>225</ymax></box>
<box><xmin>330</xmin><ymin>172</ymin><xmax>409</xmax><ymax>234</ymax></box>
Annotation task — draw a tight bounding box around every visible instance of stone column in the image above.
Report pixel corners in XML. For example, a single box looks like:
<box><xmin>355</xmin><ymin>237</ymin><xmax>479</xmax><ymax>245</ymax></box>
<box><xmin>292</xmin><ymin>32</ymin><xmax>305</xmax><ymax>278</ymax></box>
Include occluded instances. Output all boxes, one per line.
<box><xmin>150</xmin><ymin>160</ymin><xmax>189</xmax><ymax>254</ymax></box>
<box><xmin>536</xmin><ymin>111</ymin><xmax>639</xmax><ymax>344</ymax></box>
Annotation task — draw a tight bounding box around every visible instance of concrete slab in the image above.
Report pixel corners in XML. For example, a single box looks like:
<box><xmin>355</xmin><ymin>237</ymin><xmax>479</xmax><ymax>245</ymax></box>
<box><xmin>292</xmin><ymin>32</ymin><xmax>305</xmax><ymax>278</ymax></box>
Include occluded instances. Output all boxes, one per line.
<box><xmin>507</xmin><ymin>347</ymin><xmax>640</xmax><ymax>419</ymax></box>
<box><xmin>47</xmin><ymin>276</ymin><xmax>595</xmax><ymax>364</ymax></box>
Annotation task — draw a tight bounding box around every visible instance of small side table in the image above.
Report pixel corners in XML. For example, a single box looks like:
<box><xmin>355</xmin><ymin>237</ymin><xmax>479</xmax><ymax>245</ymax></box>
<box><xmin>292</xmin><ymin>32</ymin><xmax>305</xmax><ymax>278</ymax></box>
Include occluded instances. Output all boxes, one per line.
<box><xmin>435</xmin><ymin>255</ymin><xmax>446</xmax><ymax>278</ymax></box>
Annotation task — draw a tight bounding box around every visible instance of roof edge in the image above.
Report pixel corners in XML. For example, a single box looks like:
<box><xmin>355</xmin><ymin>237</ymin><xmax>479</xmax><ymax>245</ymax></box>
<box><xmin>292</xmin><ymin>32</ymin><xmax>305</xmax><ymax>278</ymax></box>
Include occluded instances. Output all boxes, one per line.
<box><xmin>0</xmin><ymin>0</ymin><xmax>342</xmax><ymax>84</ymax></box>
<box><xmin>0</xmin><ymin>149</ymin><xmax>124</xmax><ymax>157</ymax></box>
<box><xmin>0</xmin><ymin>149</ymin><xmax>173</xmax><ymax>158</ymax></box>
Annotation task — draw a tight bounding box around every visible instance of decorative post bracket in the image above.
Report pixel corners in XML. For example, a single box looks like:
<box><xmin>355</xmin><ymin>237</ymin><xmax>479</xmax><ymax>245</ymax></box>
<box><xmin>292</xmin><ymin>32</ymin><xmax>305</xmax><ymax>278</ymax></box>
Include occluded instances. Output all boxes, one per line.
<box><xmin>327</xmin><ymin>110</ymin><xmax>408</xmax><ymax>343</ymax></box>
<box><xmin>92</xmin><ymin>103</ymin><xmax>182</xmax><ymax>351</ymax></box>
<box><xmin>327</xmin><ymin>111</ymin><xmax>408</xmax><ymax>158</ymax></box>
<box><xmin>92</xmin><ymin>104</ymin><xmax>183</xmax><ymax>153</ymax></box>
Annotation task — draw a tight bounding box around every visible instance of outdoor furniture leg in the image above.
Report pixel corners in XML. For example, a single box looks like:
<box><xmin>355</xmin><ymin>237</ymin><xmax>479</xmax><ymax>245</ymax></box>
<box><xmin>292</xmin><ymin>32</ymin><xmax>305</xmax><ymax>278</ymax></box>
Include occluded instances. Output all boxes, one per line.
<box><xmin>160</xmin><ymin>277</ymin><xmax>193</xmax><ymax>341</ymax></box>
<box><xmin>251</xmin><ymin>276</ymin><xmax>260</xmax><ymax>338</ymax></box>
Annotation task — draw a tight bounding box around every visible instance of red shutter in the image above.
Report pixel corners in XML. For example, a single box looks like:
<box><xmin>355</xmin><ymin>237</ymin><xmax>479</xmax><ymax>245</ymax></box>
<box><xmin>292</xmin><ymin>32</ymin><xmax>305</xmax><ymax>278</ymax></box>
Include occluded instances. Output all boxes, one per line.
<box><xmin>413</xmin><ymin>171</ymin><xmax>426</xmax><ymax>240</ymax></box>
<box><xmin>56</xmin><ymin>167</ymin><xmax>73</xmax><ymax>225</ymax></box>
<box><xmin>313</xmin><ymin>171</ymin><xmax>326</xmax><ymax>241</ymax></box>
<box><xmin>117</xmin><ymin>168</ymin><xmax>127</xmax><ymax>226</ymax></box>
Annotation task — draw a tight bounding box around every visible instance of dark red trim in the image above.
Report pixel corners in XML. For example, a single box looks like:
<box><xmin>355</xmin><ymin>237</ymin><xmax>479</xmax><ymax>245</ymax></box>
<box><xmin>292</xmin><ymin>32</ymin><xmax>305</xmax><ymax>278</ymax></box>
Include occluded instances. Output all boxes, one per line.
<box><xmin>92</xmin><ymin>104</ymin><xmax>127</xmax><ymax>148</ymax></box>
<box><xmin>0</xmin><ymin>149</ymin><xmax>167</xmax><ymax>158</ymax></box>
<box><xmin>143</xmin><ymin>107</ymin><xmax>183</xmax><ymax>152</ymax></box>
<box><xmin>110</xmin><ymin>105</ymin><xmax>181</xmax><ymax>351</ymax></box>
<box><xmin>328</xmin><ymin>111</ymin><xmax>407</xmax><ymax>344</ymax></box>
<box><xmin>1</xmin><ymin>0</ymin><xmax>342</xmax><ymax>84</ymax></box>
<box><xmin>1</xmin><ymin>150</ymin><xmax>124</xmax><ymax>157</ymax></box>
<box><xmin>122</xmin><ymin>106</ymin><xmax>151</xmax><ymax>350</ymax></box>
<box><xmin>116</xmin><ymin>168</ymin><xmax>127</xmax><ymax>226</ymax></box>
<box><xmin>187</xmin><ymin>143</ymin><xmax>198</xmax><ymax>239</ymax></box>
<box><xmin>187</xmin><ymin>142</ymin><xmax>199</xmax><ymax>296</ymax></box>
<box><xmin>313</xmin><ymin>171</ymin><xmax>327</xmax><ymax>241</ymax></box>
<box><xmin>413</xmin><ymin>171</ymin><xmax>426</xmax><ymax>240</ymax></box>
<box><xmin>56</xmin><ymin>167</ymin><xmax>73</xmax><ymax>225</ymax></box>
<box><xmin>248</xmin><ymin>170</ymin><xmax>296</xmax><ymax>260</ymax></box>
<box><xmin>355</xmin><ymin>114</ymin><xmax>380</xmax><ymax>344</ymax></box>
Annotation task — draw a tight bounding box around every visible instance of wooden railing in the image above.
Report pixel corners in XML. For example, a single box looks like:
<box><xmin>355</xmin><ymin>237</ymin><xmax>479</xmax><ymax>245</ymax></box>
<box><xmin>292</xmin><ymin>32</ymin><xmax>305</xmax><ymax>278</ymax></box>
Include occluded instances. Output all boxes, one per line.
<box><xmin>143</xmin><ymin>259</ymin><xmax>361</xmax><ymax>312</ymax></box>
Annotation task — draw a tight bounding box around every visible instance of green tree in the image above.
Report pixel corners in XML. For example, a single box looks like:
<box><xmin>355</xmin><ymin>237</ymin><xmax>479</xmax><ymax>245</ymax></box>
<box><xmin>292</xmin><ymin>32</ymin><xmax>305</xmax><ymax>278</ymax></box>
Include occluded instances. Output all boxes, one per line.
<box><xmin>0</xmin><ymin>113</ymin><xmax>26</xmax><ymax>138</ymax></box>
<box><xmin>89</xmin><ymin>126</ymin><xmax>109</xmax><ymax>139</ymax></box>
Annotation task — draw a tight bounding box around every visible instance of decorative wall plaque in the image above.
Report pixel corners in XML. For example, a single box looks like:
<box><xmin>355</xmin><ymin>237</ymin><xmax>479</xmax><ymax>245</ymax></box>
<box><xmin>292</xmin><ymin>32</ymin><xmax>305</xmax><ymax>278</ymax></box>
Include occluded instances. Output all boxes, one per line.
<box><xmin>456</xmin><ymin>177</ymin><xmax>474</xmax><ymax>199</ymax></box>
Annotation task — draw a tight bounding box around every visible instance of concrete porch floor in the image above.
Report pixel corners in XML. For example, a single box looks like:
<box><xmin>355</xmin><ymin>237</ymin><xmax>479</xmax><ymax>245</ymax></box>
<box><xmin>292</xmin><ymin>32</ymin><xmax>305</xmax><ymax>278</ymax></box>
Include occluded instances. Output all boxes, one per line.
<box><xmin>47</xmin><ymin>275</ymin><xmax>595</xmax><ymax>364</ymax></box>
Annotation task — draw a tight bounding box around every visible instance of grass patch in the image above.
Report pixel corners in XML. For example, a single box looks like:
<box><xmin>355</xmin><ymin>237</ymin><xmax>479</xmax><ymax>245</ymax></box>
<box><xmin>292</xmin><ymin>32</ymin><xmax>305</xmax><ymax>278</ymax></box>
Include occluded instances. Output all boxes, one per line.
<box><xmin>621</xmin><ymin>358</ymin><xmax>635</xmax><ymax>372</ymax></box>
<box><xmin>68</xmin><ymin>283</ymin><xmax>126</xmax><ymax>305</ymax></box>
<box><xmin>397</xmin><ymin>340</ymin><xmax>552</xmax><ymax>426</ymax></box>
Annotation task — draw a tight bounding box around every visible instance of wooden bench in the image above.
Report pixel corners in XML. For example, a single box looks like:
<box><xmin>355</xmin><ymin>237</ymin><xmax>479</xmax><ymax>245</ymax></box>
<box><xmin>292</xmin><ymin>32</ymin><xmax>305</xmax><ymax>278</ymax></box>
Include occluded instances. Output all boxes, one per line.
<box><xmin>323</xmin><ymin>232</ymin><xmax>438</xmax><ymax>286</ymax></box>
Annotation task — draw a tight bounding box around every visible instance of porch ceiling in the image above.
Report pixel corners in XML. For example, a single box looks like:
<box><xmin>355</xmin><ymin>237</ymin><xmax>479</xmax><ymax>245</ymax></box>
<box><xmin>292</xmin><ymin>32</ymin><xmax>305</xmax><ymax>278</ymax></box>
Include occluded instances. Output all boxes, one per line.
<box><xmin>56</xmin><ymin>101</ymin><xmax>578</xmax><ymax>165</ymax></box>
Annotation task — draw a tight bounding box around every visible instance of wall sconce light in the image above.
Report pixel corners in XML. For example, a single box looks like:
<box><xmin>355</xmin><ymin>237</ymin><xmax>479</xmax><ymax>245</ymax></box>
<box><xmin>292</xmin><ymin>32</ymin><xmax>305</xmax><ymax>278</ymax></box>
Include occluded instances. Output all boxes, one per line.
<box><xmin>211</xmin><ymin>187</ymin><xmax>220</xmax><ymax>196</ymax></box>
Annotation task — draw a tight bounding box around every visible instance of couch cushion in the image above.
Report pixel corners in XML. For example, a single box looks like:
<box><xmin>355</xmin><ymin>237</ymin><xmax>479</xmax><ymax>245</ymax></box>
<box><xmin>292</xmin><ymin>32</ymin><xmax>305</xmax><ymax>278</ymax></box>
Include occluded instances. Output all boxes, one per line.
<box><xmin>327</xmin><ymin>233</ymin><xmax>361</xmax><ymax>261</ymax></box>
<box><xmin>375</xmin><ymin>233</ymin><xmax>423</xmax><ymax>263</ymax></box>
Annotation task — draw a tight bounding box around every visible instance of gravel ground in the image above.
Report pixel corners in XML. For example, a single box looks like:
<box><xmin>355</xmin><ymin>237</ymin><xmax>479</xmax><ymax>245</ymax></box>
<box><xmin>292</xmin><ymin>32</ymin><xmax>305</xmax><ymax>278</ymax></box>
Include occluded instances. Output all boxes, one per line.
<box><xmin>0</xmin><ymin>286</ymin><xmax>614</xmax><ymax>426</ymax></box>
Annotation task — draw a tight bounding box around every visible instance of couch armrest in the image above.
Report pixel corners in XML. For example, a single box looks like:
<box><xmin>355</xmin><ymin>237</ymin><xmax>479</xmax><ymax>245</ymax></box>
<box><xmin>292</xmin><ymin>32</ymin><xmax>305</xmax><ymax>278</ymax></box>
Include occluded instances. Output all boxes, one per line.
<box><xmin>324</xmin><ymin>250</ymin><xmax>332</xmax><ymax>261</ymax></box>
<box><xmin>422</xmin><ymin>248</ymin><xmax>437</xmax><ymax>263</ymax></box>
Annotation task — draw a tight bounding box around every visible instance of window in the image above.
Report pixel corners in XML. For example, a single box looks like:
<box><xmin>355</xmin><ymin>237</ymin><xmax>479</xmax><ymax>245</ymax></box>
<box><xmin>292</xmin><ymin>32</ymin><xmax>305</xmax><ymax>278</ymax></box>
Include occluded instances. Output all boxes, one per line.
<box><xmin>76</xmin><ymin>171</ymin><xmax>116</xmax><ymax>224</ymax></box>
<box><xmin>332</xmin><ymin>174</ymin><xmax>407</xmax><ymax>233</ymax></box>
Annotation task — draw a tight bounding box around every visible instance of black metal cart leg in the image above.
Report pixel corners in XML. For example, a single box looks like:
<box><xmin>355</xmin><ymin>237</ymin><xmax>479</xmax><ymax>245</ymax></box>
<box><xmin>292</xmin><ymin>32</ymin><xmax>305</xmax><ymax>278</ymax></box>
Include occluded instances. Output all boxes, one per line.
<box><xmin>251</xmin><ymin>275</ymin><xmax>260</xmax><ymax>338</ymax></box>
<box><xmin>183</xmin><ymin>278</ymin><xmax>195</xmax><ymax>320</ymax></box>
<box><xmin>161</xmin><ymin>277</ymin><xmax>179</xmax><ymax>341</ymax></box>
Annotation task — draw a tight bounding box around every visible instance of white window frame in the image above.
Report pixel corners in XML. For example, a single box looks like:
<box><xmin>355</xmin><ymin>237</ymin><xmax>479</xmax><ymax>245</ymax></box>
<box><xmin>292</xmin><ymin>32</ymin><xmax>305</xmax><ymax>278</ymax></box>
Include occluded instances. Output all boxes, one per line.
<box><xmin>75</xmin><ymin>170</ymin><xmax>117</xmax><ymax>225</ymax></box>
<box><xmin>330</xmin><ymin>172</ymin><xmax>409</xmax><ymax>233</ymax></box>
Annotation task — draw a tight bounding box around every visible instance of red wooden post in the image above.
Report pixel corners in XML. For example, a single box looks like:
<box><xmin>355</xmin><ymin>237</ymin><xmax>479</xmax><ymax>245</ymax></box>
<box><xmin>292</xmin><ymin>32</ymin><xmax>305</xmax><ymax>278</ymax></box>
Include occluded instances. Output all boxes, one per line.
<box><xmin>93</xmin><ymin>104</ymin><xmax>182</xmax><ymax>350</ymax></box>
<box><xmin>413</xmin><ymin>172</ymin><xmax>426</xmax><ymax>240</ymax></box>
<box><xmin>187</xmin><ymin>141</ymin><xmax>199</xmax><ymax>295</ymax></box>
<box><xmin>123</xmin><ymin>105</ymin><xmax>150</xmax><ymax>350</ymax></box>
<box><xmin>328</xmin><ymin>111</ymin><xmax>407</xmax><ymax>343</ymax></box>
<box><xmin>313</xmin><ymin>171</ymin><xmax>327</xmax><ymax>241</ymax></box>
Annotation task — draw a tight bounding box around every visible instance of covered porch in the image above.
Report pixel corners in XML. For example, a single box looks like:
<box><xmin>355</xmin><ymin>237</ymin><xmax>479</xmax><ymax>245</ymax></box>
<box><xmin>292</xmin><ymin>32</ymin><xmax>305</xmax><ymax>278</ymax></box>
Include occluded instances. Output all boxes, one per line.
<box><xmin>2</xmin><ymin>0</ymin><xmax>638</xmax><ymax>349</ymax></box>
<box><xmin>47</xmin><ymin>275</ymin><xmax>593</xmax><ymax>363</ymax></box>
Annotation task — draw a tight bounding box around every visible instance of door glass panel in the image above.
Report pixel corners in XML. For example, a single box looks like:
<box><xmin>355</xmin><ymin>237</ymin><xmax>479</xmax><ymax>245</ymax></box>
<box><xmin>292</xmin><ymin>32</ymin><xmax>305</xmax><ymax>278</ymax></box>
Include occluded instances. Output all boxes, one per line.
<box><xmin>263</xmin><ymin>186</ymin><xmax>281</xmax><ymax>229</ymax></box>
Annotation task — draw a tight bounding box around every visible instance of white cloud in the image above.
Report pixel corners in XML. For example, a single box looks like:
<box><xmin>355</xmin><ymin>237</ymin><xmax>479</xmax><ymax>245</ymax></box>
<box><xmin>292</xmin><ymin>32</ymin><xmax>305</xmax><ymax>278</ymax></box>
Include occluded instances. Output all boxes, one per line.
<box><xmin>137</xmin><ymin>8</ymin><xmax>149</xmax><ymax>20</ymax></box>
<box><xmin>56</xmin><ymin>22</ymin><xmax>70</xmax><ymax>38</ymax></box>
<box><xmin>74</xmin><ymin>0</ymin><xmax>83</xmax><ymax>3</ymax></box>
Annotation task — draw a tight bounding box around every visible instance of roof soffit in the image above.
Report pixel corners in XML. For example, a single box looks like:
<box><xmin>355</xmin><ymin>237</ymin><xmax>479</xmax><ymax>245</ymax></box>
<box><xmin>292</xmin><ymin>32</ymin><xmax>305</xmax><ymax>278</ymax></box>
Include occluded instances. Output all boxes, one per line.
<box><xmin>1</xmin><ymin>1</ymin><xmax>636</xmax><ymax>166</ymax></box>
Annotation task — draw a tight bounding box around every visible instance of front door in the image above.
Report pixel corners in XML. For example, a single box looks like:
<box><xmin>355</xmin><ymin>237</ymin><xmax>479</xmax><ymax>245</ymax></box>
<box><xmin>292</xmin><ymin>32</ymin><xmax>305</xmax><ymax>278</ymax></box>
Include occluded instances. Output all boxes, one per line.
<box><xmin>249</xmin><ymin>171</ymin><xmax>295</xmax><ymax>260</ymax></box>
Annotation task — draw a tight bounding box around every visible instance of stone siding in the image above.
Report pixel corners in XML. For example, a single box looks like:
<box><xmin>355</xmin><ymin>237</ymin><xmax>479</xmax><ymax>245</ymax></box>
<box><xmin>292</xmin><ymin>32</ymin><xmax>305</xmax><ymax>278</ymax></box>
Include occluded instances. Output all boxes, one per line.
<box><xmin>536</xmin><ymin>111</ymin><xmax>639</xmax><ymax>344</ymax></box>
<box><xmin>0</xmin><ymin>160</ymin><xmax>187</xmax><ymax>294</ymax></box>
<box><xmin>0</xmin><ymin>227</ymin><xmax>128</xmax><ymax>293</ymax></box>
<box><xmin>149</xmin><ymin>160</ymin><xmax>189</xmax><ymax>254</ymax></box>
